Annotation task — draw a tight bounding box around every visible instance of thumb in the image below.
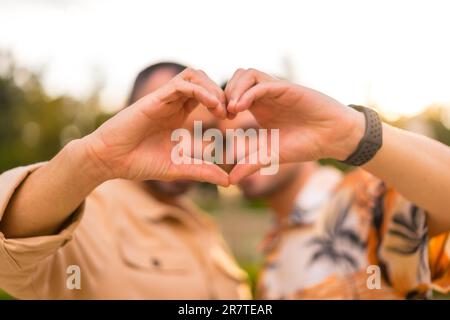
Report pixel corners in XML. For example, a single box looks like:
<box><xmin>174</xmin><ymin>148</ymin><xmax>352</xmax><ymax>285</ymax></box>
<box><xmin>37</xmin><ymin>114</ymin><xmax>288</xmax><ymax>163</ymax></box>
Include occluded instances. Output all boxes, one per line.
<box><xmin>228</xmin><ymin>150</ymin><xmax>280</xmax><ymax>185</ymax></box>
<box><xmin>169</xmin><ymin>156</ymin><xmax>230</xmax><ymax>187</ymax></box>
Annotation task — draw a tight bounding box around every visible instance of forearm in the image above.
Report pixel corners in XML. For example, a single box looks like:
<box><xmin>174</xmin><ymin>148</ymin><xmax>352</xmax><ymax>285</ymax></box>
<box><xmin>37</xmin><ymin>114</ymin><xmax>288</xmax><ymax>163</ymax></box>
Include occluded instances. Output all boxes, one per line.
<box><xmin>0</xmin><ymin>138</ymin><xmax>108</xmax><ymax>238</ymax></box>
<box><xmin>362</xmin><ymin>123</ymin><xmax>450</xmax><ymax>236</ymax></box>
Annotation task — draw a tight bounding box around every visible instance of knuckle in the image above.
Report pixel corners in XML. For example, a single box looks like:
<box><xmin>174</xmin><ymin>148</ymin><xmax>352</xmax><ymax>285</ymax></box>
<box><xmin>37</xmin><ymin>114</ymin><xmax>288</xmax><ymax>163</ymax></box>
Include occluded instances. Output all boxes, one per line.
<box><xmin>172</xmin><ymin>80</ymin><xmax>185</xmax><ymax>93</ymax></box>
<box><xmin>247</xmin><ymin>68</ymin><xmax>259</xmax><ymax>76</ymax></box>
<box><xmin>196</xmin><ymin>69</ymin><xmax>207</xmax><ymax>77</ymax></box>
<box><xmin>182</xmin><ymin>67</ymin><xmax>195</xmax><ymax>77</ymax></box>
<box><xmin>171</xmin><ymin>81</ymin><xmax>180</xmax><ymax>91</ymax></box>
<box><xmin>234</xmin><ymin>68</ymin><xmax>245</xmax><ymax>76</ymax></box>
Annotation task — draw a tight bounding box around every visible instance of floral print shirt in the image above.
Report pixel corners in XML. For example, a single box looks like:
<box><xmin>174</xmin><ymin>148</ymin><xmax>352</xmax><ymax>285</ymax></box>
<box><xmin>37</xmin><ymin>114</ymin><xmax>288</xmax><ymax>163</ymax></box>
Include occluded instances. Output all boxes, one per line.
<box><xmin>258</xmin><ymin>167</ymin><xmax>450</xmax><ymax>299</ymax></box>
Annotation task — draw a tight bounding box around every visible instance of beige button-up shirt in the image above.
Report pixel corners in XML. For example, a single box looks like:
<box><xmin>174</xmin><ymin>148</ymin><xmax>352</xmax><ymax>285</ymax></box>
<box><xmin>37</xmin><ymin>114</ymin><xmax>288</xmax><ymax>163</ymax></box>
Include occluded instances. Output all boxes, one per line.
<box><xmin>0</xmin><ymin>164</ymin><xmax>250</xmax><ymax>299</ymax></box>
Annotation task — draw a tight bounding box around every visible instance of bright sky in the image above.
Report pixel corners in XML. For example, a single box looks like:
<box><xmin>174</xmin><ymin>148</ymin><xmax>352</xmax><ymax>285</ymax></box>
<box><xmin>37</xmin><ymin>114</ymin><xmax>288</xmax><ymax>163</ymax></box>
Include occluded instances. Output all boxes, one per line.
<box><xmin>1</xmin><ymin>0</ymin><xmax>450</xmax><ymax>119</ymax></box>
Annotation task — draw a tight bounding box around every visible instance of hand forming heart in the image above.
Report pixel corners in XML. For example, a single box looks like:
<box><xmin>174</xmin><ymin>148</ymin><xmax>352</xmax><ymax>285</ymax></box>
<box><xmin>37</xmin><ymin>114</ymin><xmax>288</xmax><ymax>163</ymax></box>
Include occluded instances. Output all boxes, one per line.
<box><xmin>223</xmin><ymin>68</ymin><xmax>365</xmax><ymax>184</ymax></box>
<box><xmin>83</xmin><ymin>68</ymin><xmax>365</xmax><ymax>186</ymax></box>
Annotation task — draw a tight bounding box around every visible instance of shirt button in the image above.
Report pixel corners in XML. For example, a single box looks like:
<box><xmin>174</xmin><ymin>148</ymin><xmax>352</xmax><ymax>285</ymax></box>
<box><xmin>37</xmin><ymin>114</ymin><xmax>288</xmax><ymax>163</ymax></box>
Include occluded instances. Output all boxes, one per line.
<box><xmin>151</xmin><ymin>258</ymin><xmax>160</xmax><ymax>267</ymax></box>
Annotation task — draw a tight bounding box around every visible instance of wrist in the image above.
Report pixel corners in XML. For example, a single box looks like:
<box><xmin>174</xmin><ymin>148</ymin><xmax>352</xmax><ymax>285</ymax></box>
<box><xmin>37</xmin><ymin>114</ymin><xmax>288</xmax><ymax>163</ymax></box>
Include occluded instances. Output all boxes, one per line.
<box><xmin>361</xmin><ymin>122</ymin><xmax>391</xmax><ymax>169</ymax></box>
<box><xmin>342</xmin><ymin>105</ymin><xmax>383</xmax><ymax>166</ymax></box>
<box><xmin>332</xmin><ymin>106</ymin><xmax>366</xmax><ymax>161</ymax></box>
<box><xmin>64</xmin><ymin>137</ymin><xmax>113</xmax><ymax>187</ymax></box>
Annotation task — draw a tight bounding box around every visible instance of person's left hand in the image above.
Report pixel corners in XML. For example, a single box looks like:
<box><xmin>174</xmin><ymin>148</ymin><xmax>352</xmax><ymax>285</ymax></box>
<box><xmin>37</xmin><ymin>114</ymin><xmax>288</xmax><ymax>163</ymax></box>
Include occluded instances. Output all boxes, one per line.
<box><xmin>224</xmin><ymin>68</ymin><xmax>365</xmax><ymax>184</ymax></box>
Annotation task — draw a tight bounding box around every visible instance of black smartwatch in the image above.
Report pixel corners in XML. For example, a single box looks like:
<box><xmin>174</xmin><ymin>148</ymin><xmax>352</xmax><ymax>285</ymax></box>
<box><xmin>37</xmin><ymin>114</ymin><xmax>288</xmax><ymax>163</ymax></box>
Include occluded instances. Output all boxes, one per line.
<box><xmin>342</xmin><ymin>105</ymin><xmax>383</xmax><ymax>166</ymax></box>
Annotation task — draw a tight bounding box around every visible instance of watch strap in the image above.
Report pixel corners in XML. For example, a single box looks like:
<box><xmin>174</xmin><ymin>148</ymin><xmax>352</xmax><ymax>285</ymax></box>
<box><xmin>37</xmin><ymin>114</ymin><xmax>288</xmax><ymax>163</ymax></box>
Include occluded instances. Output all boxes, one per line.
<box><xmin>342</xmin><ymin>105</ymin><xmax>382</xmax><ymax>166</ymax></box>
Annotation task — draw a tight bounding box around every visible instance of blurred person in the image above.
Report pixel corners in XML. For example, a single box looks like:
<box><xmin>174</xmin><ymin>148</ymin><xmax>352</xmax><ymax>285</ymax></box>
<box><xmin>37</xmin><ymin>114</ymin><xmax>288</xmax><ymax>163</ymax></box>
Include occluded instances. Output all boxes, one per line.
<box><xmin>219</xmin><ymin>69</ymin><xmax>450</xmax><ymax>299</ymax></box>
<box><xmin>0</xmin><ymin>63</ymin><xmax>250</xmax><ymax>299</ymax></box>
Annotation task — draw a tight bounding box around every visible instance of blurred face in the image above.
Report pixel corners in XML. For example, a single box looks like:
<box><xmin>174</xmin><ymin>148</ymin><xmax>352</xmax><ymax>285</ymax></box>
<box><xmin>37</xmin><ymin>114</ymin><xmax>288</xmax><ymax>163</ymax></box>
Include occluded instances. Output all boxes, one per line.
<box><xmin>218</xmin><ymin>111</ymin><xmax>300</xmax><ymax>199</ymax></box>
<box><xmin>134</xmin><ymin>67</ymin><xmax>218</xmax><ymax>196</ymax></box>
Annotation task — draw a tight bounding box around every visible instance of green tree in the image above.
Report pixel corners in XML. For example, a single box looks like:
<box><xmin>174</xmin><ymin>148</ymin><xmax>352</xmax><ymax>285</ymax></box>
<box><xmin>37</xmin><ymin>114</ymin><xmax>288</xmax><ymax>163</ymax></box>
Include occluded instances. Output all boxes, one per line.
<box><xmin>0</xmin><ymin>53</ymin><xmax>110</xmax><ymax>173</ymax></box>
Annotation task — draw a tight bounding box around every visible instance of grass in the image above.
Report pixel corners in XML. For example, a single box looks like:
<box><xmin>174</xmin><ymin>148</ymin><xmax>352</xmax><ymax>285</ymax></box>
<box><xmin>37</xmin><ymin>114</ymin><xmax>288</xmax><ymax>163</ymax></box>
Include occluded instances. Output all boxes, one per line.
<box><xmin>0</xmin><ymin>289</ymin><xmax>13</xmax><ymax>300</ymax></box>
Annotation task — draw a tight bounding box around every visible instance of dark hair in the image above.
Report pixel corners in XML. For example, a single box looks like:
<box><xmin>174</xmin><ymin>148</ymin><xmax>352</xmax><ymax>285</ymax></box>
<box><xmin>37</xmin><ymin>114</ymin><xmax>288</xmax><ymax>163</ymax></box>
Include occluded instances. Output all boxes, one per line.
<box><xmin>220</xmin><ymin>81</ymin><xmax>228</xmax><ymax>91</ymax></box>
<box><xmin>127</xmin><ymin>62</ymin><xmax>187</xmax><ymax>105</ymax></box>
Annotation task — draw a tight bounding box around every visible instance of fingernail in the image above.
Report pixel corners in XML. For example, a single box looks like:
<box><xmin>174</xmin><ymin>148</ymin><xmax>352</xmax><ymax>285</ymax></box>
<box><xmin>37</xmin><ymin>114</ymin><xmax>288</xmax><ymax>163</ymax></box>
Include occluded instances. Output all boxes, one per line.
<box><xmin>227</xmin><ymin>113</ymin><xmax>236</xmax><ymax>120</ymax></box>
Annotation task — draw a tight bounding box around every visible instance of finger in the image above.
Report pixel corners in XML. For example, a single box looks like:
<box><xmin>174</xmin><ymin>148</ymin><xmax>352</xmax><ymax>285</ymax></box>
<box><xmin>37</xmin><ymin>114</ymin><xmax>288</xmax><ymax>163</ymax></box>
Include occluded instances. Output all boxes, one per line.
<box><xmin>180</xmin><ymin>68</ymin><xmax>227</xmax><ymax>119</ymax></box>
<box><xmin>171</xmin><ymin>80</ymin><xmax>225</xmax><ymax>118</ymax></box>
<box><xmin>226</xmin><ymin>69</ymin><xmax>257</xmax><ymax>114</ymax></box>
<box><xmin>169</xmin><ymin>157</ymin><xmax>230</xmax><ymax>187</ymax></box>
<box><xmin>228</xmin><ymin>152</ymin><xmax>264</xmax><ymax>185</ymax></box>
<box><xmin>226</xmin><ymin>112</ymin><xmax>237</xmax><ymax>120</ymax></box>
<box><xmin>234</xmin><ymin>81</ymin><xmax>286</xmax><ymax>112</ymax></box>
<box><xmin>224</xmin><ymin>68</ymin><xmax>245</xmax><ymax>105</ymax></box>
<box><xmin>189</xmin><ymin>69</ymin><xmax>226</xmax><ymax>105</ymax></box>
<box><xmin>228</xmin><ymin>132</ymin><xmax>280</xmax><ymax>184</ymax></box>
<box><xmin>226</xmin><ymin>69</ymin><xmax>272</xmax><ymax>114</ymax></box>
<box><xmin>184</xmin><ymin>98</ymin><xmax>199</xmax><ymax>114</ymax></box>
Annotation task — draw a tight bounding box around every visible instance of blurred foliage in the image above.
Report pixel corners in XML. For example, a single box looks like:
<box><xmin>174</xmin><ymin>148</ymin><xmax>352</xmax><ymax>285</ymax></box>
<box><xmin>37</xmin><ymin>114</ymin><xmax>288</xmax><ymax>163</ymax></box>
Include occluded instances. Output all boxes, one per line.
<box><xmin>241</xmin><ymin>262</ymin><xmax>262</xmax><ymax>298</ymax></box>
<box><xmin>0</xmin><ymin>289</ymin><xmax>13</xmax><ymax>300</ymax></box>
<box><xmin>0</xmin><ymin>52</ymin><xmax>110</xmax><ymax>174</ymax></box>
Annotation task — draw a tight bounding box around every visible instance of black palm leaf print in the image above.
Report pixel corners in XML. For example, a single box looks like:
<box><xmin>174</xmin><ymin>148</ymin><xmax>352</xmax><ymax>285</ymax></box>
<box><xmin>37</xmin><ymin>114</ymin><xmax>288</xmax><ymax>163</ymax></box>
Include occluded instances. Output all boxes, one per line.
<box><xmin>307</xmin><ymin>196</ymin><xmax>366</xmax><ymax>271</ymax></box>
<box><xmin>385</xmin><ymin>205</ymin><xmax>428</xmax><ymax>270</ymax></box>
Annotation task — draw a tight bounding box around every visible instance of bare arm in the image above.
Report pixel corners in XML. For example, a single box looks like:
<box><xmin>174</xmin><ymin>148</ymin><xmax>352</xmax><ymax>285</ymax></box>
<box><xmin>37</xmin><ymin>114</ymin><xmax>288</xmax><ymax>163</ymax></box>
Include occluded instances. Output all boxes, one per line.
<box><xmin>0</xmin><ymin>139</ymin><xmax>106</xmax><ymax>238</ymax></box>
<box><xmin>363</xmin><ymin>123</ymin><xmax>450</xmax><ymax>235</ymax></box>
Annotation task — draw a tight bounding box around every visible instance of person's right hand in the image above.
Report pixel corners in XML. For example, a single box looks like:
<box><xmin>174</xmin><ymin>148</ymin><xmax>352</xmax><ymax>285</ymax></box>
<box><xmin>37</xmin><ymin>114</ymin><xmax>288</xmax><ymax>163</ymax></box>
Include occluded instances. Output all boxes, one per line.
<box><xmin>82</xmin><ymin>68</ymin><xmax>229</xmax><ymax>186</ymax></box>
